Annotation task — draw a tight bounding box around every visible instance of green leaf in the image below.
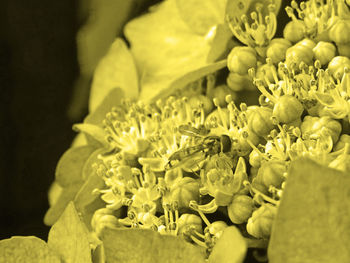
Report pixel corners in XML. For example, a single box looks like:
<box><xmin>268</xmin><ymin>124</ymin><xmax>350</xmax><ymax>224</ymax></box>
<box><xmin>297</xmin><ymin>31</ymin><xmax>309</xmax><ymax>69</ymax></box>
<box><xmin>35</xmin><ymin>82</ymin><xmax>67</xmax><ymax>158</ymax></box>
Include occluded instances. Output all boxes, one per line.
<box><xmin>44</xmin><ymin>182</ymin><xmax>83</xmax><ymax>226</ymax></box>
<box><xmin>85</xmin><ymin>88</ymin><xmax>125</xmax><ymax>126</ymax></box>
<box><xmin>150</xmin><ymin>59</ymin><xmax>227</xmax><ymax>102</ymax></box>
<box><xmin>90</xmin><ymin>38</ymin><xmax>139</xmax><ymax>112</ymax></box>
<box><xmin>175</xmin><ymin>0</ymin><xmax>227</xmax><ymax>35</ymax></box>
<box><xmin>0</xmin><ymin>236</ymin><xmax>60</xmax><ymax>263</ymax></box>
<box><xmin>73</xmin><ymin>123</ymin><xmax>108</xmax><ymax>148</ymax></box>
<box><xmin>48</xmin><ymin>181</ymin><xmax>63</xmax><ymax>207</ymax></box>
<box><xmin>70</xmin><ymin>133</ymin><xmax>88</xmax><ymax>148</ymax></box>
<box><xmin>101</xmin><ymin>228</ymin><xmax>206</xmax><ymax>263</ymax></box>
<box><xmin>73</xmin><ymin>148</ymin><xmax>106</xmax><ymax>229</ymax></box>
<box><xmin>44</xmin><ymin>145</ymin><xmax>96</xmax><ymax>225</ymax></box>
<box><xmin>82</xmin><ymin>148</ymin><xmax>105</xmax><ymax>180</ymax></box>
<box><xmin>74</xmin><ymin>161</ymin><xmax>106</xmax><ymax>230</ymax></box>
<box><xmin>124</xmin><ymin>0</ymin><xmax>212</xmax><ymax>102</ymax></box>
<box><xmin>208</xmin><ymin>226</ymin><xmax>247</xmax><ymax>263</ymax></box>
<box><xmin>48</xmin><ymin>202</ymin><xmax>92</xmax><ymax>263</ymax></box>
<box><xmin>55</xmin><ymin>145</ymin><xmax>97</xmax><ymax>187</ymax></box>
<box><xmin>268</xmin><ymin>158</ymin><xmax>350</xmax><ymax>263</ymax></box>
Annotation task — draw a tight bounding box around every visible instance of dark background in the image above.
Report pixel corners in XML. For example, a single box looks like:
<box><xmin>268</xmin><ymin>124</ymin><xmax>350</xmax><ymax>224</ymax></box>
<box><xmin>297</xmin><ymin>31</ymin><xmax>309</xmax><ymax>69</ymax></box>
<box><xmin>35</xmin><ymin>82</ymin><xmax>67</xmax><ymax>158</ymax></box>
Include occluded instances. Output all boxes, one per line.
<box><xmin>0</xmin><ymin>0</ymin><xmax>163</xmax><ymax>241</ymax></box>
<box><xmin>0</xmin><ymin>1</ymin><xmax>78</xmax><ymax>240</ymax></box>
<box><xmin>0</xmin><ymin>0</ymin><xmax>291</xmax><ymax>243</ymax></box>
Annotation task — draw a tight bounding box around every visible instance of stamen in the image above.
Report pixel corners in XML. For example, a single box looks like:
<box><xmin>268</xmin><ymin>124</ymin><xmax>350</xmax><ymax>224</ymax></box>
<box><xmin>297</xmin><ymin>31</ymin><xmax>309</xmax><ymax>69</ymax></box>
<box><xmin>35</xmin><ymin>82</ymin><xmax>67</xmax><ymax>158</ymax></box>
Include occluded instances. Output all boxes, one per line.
<box><xmin>243</xmin><ymin>180</ymin><xmax>279</xmax><ymax>205</ymax></box>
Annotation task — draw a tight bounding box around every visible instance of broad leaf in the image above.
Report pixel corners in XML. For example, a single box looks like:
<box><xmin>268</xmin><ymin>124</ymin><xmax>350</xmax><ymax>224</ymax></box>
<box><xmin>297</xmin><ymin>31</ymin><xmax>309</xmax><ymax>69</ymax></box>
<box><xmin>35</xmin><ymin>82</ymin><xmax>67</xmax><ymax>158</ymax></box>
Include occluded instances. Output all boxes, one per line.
<box><xmin>150</xmin><ymin>59</ymin><xmax>227</xmax><ymax>102</ymax></box>
<box><xmin>48</xmin><ymin>181</ymin><xmax>63</xmax><ymax>207</ymax></box>
<box><xmin>85</xmin><ymin>88</ymin><xmax>125</xmax><ymax>126</ymax></box>
<box><xmin>101</xmin><ymin>228</ymin><xmax>206</xmax><ymax>263</ymax></box>
<box><xmin>73</xmin><ymin>123</ymin><xmax>108</xmax><ymax>148</ymax></box>
<box><xmin>208</xmin><ymin>226</ymin><xmax>247</xmax><ymax>263</ymax></box>
<box><xmin>55</xmin><ymin>145</ymin><xmax>96</xmax><ymax>187</ymax></box>
<box><xmin>90</xmin><ymin>38</ymin><xmax>139</xmax><ymax>112</ymax></box>
<box><xmin>70</xmin><ymin>133</ymin><xmax>88</xmax><ymax>148</ymax></box>
<box><xmin>268</xmin><ymin>158</ymin><xmax>350</xmax><ymax>263</ymax></box>
<box><xmin>176</xmin><ymin>0</ymin><xmax>227</xmax><ymax>35</ymax></box>
<box><xmin>44</xmin><ymin>182</ymin><xmax>83</xmax><ymax>226</ymax></box>
<box><xmin>74</xmin><ymin>164</ymin><xmax>106</xmax><ymax>230</ymax></box>
<box><xmin>124</xmin><ymin>0</ymin><xmax>212</xmax><ymax>102</ymax></box>
<box><xmin>82</xmin><ymin>148</ymin><xmax>106</xmax><ymax>180</ymax></box>
<box><xmin>44</xmin><ymin>145</ymin><xmax>96</xmax><ymax>225</ymax></box>
<box><xmin>0</xmin><ymin>236</ymin><xmax>60</xmax><ymax>263</ymax></box>
<box><xmin>48</xmin><ymin>202</ymin><xmax>92</xmax><ymax>263</ymax></box>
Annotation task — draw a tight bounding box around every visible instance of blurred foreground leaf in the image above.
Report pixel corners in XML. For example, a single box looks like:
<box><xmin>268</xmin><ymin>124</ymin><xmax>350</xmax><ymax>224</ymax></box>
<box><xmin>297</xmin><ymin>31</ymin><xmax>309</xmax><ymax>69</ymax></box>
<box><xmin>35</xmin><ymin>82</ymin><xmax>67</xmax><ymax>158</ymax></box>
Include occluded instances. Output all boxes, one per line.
<box><xmin>175</xmin><ymin>0</ymin><xmax>227</xmax><ymax>35</ymax></box>
<box><xmin>268</xmin><ymin>158</ymin><xmax>350</xmax><ymax>263</ymax></box>
<box><xmin>207</xmin><ymin>23</ymin><xmax>237</xmax><ymax>63</ymax></box>
<box><xmin>208</xmin><ymin>226</ymin><xmax>247</xmax><ymax>263</ymax></box>
<box><xmin>101</xmin><ymin>228</ymin><xmax>206</xmax><ymax>263</ymax></box>
<box><xmin>0</xmin><ymin>236</ymin><xmax>60</xmax><ymax>263</ymax></box>
<box><xmin>48</xmin><ymin>202</ymin><xmax>92</xmax><ymax>263</ymax></box>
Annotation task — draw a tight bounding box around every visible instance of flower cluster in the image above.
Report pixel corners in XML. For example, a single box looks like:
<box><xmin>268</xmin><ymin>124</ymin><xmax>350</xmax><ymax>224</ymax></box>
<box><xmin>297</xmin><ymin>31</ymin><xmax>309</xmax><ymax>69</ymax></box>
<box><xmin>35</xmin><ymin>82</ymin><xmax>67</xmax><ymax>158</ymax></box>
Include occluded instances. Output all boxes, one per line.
<box><xmin>89</xmin><ymin>0</ymin><xmax>350</xmax><ymax>258</ymax></box>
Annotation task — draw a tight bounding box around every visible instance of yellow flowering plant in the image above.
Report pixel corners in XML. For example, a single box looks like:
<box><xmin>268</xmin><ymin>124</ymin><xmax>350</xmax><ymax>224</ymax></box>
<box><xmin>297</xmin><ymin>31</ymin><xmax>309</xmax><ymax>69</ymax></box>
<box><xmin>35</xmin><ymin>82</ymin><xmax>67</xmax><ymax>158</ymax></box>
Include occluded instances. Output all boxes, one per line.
<box><xmin>2</xmin><ymin>0</ymin><xmax>350</xmax><ymax>262</ymax></box>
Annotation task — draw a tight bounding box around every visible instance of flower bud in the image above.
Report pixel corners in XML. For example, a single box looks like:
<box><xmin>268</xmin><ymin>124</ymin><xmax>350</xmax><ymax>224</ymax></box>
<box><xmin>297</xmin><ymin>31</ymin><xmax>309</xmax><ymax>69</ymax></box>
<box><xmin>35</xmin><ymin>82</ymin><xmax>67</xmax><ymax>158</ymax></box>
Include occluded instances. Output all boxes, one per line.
<box><xmin>337</xmin><ymin>44</ymin><xmax>350</xmax><ymax>57</ymax></box>
<box><xmin>251</xmin><ymin>173</ymin><xmax>269</xmax><ymax>195</ymax></box>
<box><xmin>226</xmin><ymin>72</ymin><xmax>255</xmax><ymax>92</ymax></box>
<box><xmin>328</xmin><ymin>56</ymin><xmax>350</xmax><ymax>79</ymax></box>
<box><xmin>249</xmin><ymin>149</ymin><xmax>263</xmax><ymax>168</ymax></box>
<box><xmin>91</xmin><ymin>208</ymin><xmax>120</xmax><ymax>236</ymax></box>
<box><xmin>266</xmin><ymin>38</ymin><xmax>292</xmax><ymax>65</ymax></box>
<box><xmin>329</xmin><ymin>149</ymin><xmax>350</xmax><ymax>173</ymax></box>
<box><xmin>283</xmin><ymin>20</ymin><xmax>305</xmax><ymax>43</ymax></box>
<box><xmin>207</xmin><ymin>221</ymin><xmax>228</xmax><ymax>239</ymax></box>
<box><xmin>177</xmin><ymin>213</ymin><xmax>203</xmax><ymax>240</ymax></box>
<box><xmin>295</xmin><ymin>38</ymin><xmax>316</xmax><ymax>50</ymax></box>
<box><xmin>227</xmin><ymin>46</ymin><xmax>257</xmax><ymax>75</ymax></box>
<box><xmin>273</xmin><ymin>95</ymin><xmax>304</xmax><ymax>124</ymax></box>
<box><xmin>188</xmin><ymin>94</ymin><xmax>214</xmax><ymax>115</ymax></box>
<box><xmin>247</xmin><ymin>106</ymin><xmax>275</xmax><ymax>138</ymax></box>
<box><xmin>169</xmin><ymin>177</ymin><xmax>200</xmax><ymax>211</ymax></box>
<box><xmin>334</xmin><ymin>134</ymin><xmax>350</xmax><ymax>152</ymax></box>
<box><xmin>205</xmin><ymin>108</ymin><xmax>230</xmax><ymax>128</ymax></box>
<box><xmin>257</xmin><ymin>160</ymin><xmax>287</xmax><ymax>188</ymax></box>
<box><xmin>312</xmin><ymin>41</ymin><xmax>336</xmax><ymax>66</ymax></box>
<box><xmin>285</xmin><ymin>44</ymin><xmax>314</xmax><ymax>69</ymax></box>
<box><xmin>236</xmin><ymin>127</ymin><xmax>261</xmax><ymax>156</ymax></box>
<box><xmin>246</xmin><ymin>204</ymin><xmax>277</xmax><ymax>239</ymax></box>
<box><xmin>228</xmin><ymin>194</ymin><xmax>255</xmax><ymax>224</ymax></box>
<box><xmin>301</xmin><ymin>116</ymin><xmax>342</xmax><ymax>144</ymax></box>
<box><xmin>207</xmin><ymin>85</ymin><xmax>236</xmax><ymax>107</ymax></box>
<box><xmin>329</xmin><ymin>19</ymin><xmax>350</xmax><ymax>45</ymax></box>
<box><xmin>256</xmin><ymin>63</ymin><xmax>275</xmax><ymax>84</ymax></box>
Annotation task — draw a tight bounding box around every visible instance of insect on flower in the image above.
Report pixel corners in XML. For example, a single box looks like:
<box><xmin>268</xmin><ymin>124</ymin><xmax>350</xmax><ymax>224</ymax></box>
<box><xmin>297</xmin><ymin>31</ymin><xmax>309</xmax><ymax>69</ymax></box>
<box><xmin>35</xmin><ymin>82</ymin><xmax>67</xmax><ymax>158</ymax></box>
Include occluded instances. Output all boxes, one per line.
<box><xmin>165</xmin><ymin>124</ymin><xmax>232</xmax><ymax>170</ymax></box>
